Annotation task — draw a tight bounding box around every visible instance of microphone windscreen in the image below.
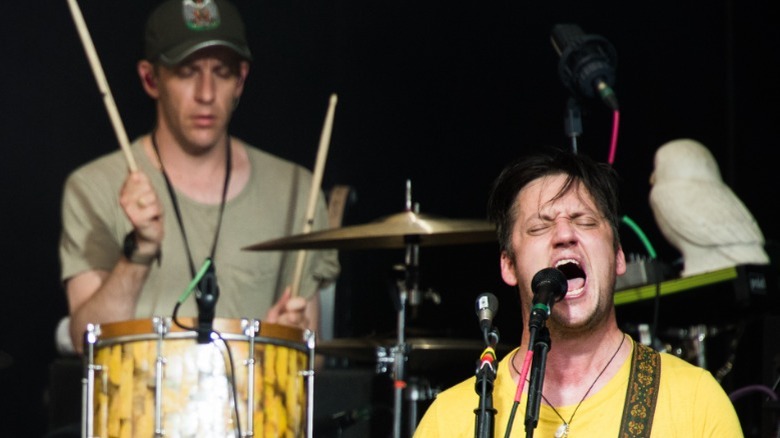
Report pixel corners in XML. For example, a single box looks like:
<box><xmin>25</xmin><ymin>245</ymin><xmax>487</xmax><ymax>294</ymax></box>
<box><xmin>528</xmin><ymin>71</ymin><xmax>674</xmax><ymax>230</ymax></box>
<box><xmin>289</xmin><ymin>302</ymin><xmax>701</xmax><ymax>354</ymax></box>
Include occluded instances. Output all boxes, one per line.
<box><xmin>531</xmin><ymin>268</ymin><xmax>567</xmax><ymax>302</ymax></box>
<box><xmin>475</xmin><ymin>292</ymin><xmax>499</xmax><ymax>315</ymax></box>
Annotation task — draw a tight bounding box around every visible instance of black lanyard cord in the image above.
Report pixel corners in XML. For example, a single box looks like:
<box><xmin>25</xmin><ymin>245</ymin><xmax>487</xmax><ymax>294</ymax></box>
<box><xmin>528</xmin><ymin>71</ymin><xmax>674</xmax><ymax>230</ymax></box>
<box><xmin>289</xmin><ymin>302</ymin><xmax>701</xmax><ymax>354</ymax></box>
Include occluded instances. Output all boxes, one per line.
<box><xmin>150</xmin><ymin>131</ymin><xmax>232</xmax><ymax>278</ymax></box>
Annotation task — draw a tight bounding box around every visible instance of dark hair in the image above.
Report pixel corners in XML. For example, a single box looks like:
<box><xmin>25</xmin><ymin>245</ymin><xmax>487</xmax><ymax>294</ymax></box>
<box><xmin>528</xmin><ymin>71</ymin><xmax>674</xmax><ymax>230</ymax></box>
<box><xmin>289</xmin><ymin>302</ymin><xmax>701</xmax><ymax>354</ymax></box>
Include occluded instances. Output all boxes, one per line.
<box><xmin>487</xmin><ymin>148</ymin><xmax>621</xmax><ymax>256</ymax></box>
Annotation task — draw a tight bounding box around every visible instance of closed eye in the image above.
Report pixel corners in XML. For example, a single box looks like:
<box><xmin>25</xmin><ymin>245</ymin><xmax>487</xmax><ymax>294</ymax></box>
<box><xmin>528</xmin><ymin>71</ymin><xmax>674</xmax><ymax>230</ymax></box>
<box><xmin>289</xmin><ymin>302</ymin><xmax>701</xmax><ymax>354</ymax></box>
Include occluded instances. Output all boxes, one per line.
<box><xmin>528</xmin><ymin>223</ymin><xmax>553</xmax><ymax>235</ymax></box>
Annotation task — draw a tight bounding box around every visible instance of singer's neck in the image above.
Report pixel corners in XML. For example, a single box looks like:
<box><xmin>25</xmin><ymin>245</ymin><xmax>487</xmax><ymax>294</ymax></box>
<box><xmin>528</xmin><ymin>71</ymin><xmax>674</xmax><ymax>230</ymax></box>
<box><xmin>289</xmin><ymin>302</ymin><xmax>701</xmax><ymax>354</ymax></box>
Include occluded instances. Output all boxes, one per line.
<box><xmin>515</xmin><ymin>324</ymin><xmax>629</xmax><ymax>406</ymax></box>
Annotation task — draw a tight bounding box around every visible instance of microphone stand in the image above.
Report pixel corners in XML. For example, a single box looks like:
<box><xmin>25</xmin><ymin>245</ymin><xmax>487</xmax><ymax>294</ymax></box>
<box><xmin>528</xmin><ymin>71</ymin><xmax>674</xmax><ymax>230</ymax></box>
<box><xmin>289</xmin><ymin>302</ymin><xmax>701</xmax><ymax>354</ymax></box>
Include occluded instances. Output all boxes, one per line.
<box><xmin>524</xmin><ymin>326</ymin><xmax>551</xmax><ymax>437</ymax></box>
<box><xmin>474</xmin><ymin>327</ymin><xmax>499</xmax><ymax>438</ymax></box>
<box><xmin>564</xmin><ymin>97</ymin><xmax>583</xmax><ymax>154</ymax></box>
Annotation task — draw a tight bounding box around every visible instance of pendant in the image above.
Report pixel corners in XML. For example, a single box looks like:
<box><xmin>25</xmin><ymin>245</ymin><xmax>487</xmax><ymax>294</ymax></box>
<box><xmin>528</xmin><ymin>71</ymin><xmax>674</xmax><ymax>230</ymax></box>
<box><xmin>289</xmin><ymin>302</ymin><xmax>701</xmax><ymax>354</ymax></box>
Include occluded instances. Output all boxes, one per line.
<box><xmin>554</xmin><ymin>423</ymin><xmax>569</xmax><ymax>438</ymax></box>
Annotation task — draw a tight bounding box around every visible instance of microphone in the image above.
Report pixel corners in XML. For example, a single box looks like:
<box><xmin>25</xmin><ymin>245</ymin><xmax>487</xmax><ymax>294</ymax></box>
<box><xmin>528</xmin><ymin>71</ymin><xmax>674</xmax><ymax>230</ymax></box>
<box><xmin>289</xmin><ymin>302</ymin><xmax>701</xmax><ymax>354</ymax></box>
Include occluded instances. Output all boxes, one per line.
<box><xmin>195</xmin><ymin>260</ymin><xmax>219</xmax><ymax>344</ymax></box>
<box><xmin>528</xmin><ymin>268</ymin><xmax>567</xmax><ymax>331</ymax></box>
<box><xmin>475</xmin><ymin>292</ymin><xmax>499</xmax><ymax>345</ymax></box>
<box><xmin>551</xmin><ymin>23</ymin><xmax>619</xmax><ymax>110</ymax></box>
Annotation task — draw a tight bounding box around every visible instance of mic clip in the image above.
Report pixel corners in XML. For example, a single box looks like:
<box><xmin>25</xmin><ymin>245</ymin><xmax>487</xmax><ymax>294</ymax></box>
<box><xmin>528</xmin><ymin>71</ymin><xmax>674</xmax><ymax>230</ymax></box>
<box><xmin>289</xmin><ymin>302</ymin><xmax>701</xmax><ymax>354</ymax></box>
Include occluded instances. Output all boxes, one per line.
<box><xmin>528</xmin><ymin>302</ymin><xmax>552</xmax><ymax>332</ymax></box>
<box><xmin>483</xmin><ymin>326</ymin><xmax>500</xmax><ymax>347</ymax></box>
<box><xmin>195</xmin><ymin>260</ymin><xmax>219</xmax><ymax>344</ymax></box>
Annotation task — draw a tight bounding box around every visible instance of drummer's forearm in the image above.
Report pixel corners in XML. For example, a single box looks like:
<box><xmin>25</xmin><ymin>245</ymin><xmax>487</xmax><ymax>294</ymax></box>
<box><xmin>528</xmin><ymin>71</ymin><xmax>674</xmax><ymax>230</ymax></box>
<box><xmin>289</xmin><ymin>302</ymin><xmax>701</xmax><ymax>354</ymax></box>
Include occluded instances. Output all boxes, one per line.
<box><xmin>67</xmin><ymin>262</ymin><xmax>149</xmax><ymax>353</ymax></box>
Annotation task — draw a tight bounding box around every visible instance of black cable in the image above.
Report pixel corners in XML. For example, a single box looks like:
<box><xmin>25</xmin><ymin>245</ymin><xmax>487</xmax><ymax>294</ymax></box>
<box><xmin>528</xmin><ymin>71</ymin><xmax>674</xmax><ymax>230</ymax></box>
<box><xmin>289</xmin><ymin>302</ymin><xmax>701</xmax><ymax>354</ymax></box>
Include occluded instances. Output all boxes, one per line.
<box><xmin>503</xmin><ymin>401</ymin><xmax>520</xmax><ymax>438</ymax></box>
<box><xmin>650</xmin><ymin>261</ymin><xmax>662</xmax><ymax>348</ymax></box>
<box><xmin>171</xmin><ymin>301</ymin><xmax>196</xmax><ymax>332</ymax></box>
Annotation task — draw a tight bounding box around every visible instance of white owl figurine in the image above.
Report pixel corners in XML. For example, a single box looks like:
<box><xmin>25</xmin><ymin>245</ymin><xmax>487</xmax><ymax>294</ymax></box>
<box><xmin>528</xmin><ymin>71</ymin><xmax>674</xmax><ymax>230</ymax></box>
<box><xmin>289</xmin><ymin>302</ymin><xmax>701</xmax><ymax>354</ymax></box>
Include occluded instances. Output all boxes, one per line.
<box><xmin>649</xmin><ymin>138</ymin><xmax>769</xmax><ymax>277</ymax></box>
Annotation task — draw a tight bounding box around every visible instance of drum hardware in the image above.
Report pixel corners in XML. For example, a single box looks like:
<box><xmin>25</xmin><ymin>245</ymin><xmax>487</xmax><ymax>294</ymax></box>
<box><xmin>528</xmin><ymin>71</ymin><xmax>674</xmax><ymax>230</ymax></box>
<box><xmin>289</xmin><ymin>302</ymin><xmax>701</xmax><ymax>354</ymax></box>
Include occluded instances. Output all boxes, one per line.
<box><xmin>376</xmin><ymin>182</ymin><xmax>423</xmax><ymax>438</ymax></box>
<box><xmin>82</xmin><ymin>323</ymin><xmax>99</xmax><ymax>438</ymax></box>
<box><xmin>246</xmin><ymin>183</ymin><xmax>498</xmax><ymax>437</ymax></box>
<box><xmin>391</xmin><ymin>237</ymin><xmax>416</xmax><ymax>438</ymax></box>
<box><xmin>423</xmin><ymin>288</ymin><xmax>442</xmax><ymax>305</ymax></box>
<box><xmin>629</xmin><ymin>321</ymin><xmax>741</xmax><ymax>374</ymax></box>
<box><xmin>404</xmin><ymin>376</ymin><xmax>439</xmax><ymax>434</ymax></box>
<box><xmin>305</xmin><ymin>328</ymin><xmax>316</xmax><ymax>438</ymax></box>
<box><xmin>376</xmin><ymin>344</ymin><xmax>404</xmax><ymax>375</ymax></box>
<box><xmin>663</xmin><ymin>323</ymin><xmax>737</xmax><ymax>370</ymax></box>
<box><xmin>374</xmin><ymin>339</ymin><xmax>434</xmax><ymax>376</ymax></box>
<box><xmin>83</xmin><ymin>317</ymin><xmax>312</xmax><ymax>438</ymax></box>
<box><xmin>318</xmin><ymin>337</ymin><xmax>511</xmax><ymax>371</ymax></box>
<box><xmin>317</xmin><ymin>336</ymin><xmax>512</xmax><ymax>436</ymax></box>
<box><xmin>152</xmin><ymin>317</ymin><xmax>167</xmax><ymax>436</ymax></box>
<box><xmin>241</xmin><ymin>318</ymin><xmax>260</xmax><ymax>436</ymax></box>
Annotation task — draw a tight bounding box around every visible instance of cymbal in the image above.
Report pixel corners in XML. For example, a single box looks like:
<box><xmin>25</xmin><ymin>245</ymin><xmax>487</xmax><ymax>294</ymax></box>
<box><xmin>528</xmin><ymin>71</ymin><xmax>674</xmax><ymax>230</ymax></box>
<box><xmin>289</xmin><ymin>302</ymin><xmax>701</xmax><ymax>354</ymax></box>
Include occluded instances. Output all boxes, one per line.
<box><xmin>315</xmin><ymin>337</ymin><xmax>511</xmax><ymax>371</ymax></box>
<box><xmin>243</xmin><ymin>211</ymin><xmax>496</xmax><ymax>251</ymax></box>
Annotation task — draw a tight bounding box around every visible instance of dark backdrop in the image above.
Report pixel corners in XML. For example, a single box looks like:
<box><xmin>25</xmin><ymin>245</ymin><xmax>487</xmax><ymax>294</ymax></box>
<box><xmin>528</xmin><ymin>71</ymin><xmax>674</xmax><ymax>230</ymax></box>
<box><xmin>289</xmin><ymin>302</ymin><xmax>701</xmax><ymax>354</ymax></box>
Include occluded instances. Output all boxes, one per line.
<box><xmin>1</xmin><ymin>1</ymin><xmax>777</xmax><ymax>436</ymax></box>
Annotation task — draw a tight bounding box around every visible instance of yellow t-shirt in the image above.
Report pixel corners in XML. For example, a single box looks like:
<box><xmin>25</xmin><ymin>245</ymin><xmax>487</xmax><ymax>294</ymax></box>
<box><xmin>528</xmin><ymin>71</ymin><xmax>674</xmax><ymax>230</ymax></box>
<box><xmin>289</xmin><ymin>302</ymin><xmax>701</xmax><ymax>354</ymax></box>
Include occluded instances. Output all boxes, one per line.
<box><xmin>414</xmin><ymin>340</ymin><xmax>743</xmax><ymax>437</ymax></box>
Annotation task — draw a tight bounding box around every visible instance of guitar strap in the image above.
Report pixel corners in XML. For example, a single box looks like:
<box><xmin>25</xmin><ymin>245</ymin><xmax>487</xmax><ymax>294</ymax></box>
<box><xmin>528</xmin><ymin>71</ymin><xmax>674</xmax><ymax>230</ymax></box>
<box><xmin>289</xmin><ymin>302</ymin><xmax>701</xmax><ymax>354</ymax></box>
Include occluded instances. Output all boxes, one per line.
<box><xmin>618</xmin><ymin>340</ymin><xmax>661</xmax><ymax>437</ymax></box>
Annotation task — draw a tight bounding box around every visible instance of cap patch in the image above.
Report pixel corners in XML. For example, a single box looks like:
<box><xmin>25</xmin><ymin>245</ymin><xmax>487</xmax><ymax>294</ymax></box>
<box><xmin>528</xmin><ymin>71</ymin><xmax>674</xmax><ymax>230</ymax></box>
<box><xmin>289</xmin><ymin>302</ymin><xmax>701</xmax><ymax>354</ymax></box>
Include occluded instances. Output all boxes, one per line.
<box><xmin>183</xmin><ymin>0</ymin><xmax>221</xmax><ymax>30</ymax></box>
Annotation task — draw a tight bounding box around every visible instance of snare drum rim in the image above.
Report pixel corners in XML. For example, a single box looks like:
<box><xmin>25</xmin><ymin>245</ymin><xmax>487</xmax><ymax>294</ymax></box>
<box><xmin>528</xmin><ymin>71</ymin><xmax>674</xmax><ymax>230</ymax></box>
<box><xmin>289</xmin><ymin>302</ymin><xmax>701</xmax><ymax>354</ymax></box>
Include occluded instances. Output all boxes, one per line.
<box><xmin>91</xmin><ymin>317</ymin><xmax>309</xmax><ymax>352</ymax></box>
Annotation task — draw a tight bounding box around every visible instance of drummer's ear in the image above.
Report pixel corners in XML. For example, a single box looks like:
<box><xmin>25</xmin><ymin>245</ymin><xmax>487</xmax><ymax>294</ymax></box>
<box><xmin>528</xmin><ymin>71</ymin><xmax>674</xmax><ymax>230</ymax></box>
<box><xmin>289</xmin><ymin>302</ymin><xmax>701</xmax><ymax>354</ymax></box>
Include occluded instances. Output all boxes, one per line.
<box><xmin>138</xmin><ymin>60</ymin><xmax>159</xmax><ymax>98</ymax></box>
<box><xmin>145</xmin><ymin>73</ymin><xmax>156</xmax><ymax>90</ymax></box>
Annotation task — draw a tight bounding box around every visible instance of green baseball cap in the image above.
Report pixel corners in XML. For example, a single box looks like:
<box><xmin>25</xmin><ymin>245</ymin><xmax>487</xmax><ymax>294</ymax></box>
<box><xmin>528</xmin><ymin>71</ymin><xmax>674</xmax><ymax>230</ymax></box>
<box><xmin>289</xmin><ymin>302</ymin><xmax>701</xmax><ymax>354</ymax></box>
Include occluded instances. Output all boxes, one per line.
<box><xmin>144</xmin><ymin>0</ymin><xmax>252</xmax><ymax>65</ymax></box>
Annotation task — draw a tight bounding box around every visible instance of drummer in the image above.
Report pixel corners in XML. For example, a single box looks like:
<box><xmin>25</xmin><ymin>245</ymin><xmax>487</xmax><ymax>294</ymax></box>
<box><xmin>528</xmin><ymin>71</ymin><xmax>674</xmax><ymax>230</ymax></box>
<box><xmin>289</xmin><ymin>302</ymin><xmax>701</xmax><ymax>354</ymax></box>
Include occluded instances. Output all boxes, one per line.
<box><xmin>59</xmin><ymin>0</ymin><xmax>339</xmax><ymax>353</ymax></box>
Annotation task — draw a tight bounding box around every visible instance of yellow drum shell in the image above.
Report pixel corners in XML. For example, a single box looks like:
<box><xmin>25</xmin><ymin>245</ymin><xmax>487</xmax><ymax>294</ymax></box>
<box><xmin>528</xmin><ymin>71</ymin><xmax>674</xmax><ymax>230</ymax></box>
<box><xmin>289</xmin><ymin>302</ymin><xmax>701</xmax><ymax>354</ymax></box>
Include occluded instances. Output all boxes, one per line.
<box><xmin>87</xmin><ymin>317</ymin><xmax>309</xmax><ymax>438</ymax></box>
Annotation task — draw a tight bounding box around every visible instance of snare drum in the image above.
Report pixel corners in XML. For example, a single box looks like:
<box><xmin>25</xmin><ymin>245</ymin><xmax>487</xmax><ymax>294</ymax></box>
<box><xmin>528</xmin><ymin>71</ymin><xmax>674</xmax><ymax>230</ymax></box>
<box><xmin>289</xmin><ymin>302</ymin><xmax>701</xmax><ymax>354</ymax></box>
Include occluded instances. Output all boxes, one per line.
<box><xmin>83</xmin><ymin>317</ymin><xmax>313</xmax><ymax>438</ymax></box>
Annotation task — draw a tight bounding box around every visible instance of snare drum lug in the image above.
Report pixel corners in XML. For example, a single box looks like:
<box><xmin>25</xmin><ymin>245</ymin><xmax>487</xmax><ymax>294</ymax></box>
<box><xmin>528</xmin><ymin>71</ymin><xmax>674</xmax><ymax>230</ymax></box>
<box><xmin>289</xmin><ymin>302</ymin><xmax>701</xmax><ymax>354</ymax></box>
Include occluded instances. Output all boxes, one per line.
<box><xmin>303</xmin><ymin>329</ymin><xmax>316</xmax><ymax>349</ymax></box>
<box><xmin>152</xmin><ymin>316</ymin><xmax>169</xmax><ymax>336</ymax></box>
<box><xmin>241</xmin><ymin>318</ymin><xmax>260</xmax><ymax>337</ymax></box>
<box><xmin>84</xmin><ymin>323</ymin><xmax>101</xmax><ymax>345</ymax></box>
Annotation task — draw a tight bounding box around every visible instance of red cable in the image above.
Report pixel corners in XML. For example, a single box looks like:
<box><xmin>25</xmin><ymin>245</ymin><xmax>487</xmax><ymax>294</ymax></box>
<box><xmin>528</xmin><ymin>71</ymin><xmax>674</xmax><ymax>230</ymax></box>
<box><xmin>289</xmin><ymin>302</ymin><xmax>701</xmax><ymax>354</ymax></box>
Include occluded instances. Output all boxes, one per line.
<box><xmin>607</xmin><ymin>109</ymin><xmax>620</xmax><ymax>165</ymax></box>
<box><xmin>513</xmin><ymin>349</ymin><xmax>534</xmax><ymax>402</ymax></box>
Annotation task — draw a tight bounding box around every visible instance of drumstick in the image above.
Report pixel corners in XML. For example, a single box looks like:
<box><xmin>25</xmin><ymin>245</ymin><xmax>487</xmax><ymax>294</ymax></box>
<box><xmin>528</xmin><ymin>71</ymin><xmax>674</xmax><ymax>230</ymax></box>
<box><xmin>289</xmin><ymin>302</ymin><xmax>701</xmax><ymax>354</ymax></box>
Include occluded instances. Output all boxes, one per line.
<box><xmin>66</xmin><ymin>0</ymin><xmax>138</xmax><ymax>172</ymax></box>
<box><xmin>290</xmin><ymin>93</ymin><xmax>338</xmax><ymax>297</ymax></box>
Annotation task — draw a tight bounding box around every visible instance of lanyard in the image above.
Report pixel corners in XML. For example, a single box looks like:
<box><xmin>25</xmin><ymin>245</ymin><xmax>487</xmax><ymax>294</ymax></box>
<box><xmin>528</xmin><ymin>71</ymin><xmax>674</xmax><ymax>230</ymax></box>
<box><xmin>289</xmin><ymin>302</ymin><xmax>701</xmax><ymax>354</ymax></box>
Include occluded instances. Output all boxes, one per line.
<box><xmin>151</xmin><ymin>132</ymin><xmax>232</xmax><ymax>278</ymax></box>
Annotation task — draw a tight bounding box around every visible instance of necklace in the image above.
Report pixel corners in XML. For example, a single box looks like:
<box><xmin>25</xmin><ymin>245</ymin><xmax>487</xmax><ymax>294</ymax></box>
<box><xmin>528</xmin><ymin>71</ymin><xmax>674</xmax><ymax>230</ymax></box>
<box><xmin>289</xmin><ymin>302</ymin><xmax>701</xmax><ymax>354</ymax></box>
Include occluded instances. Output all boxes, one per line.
<box><xmin>511</xmin><ymin>333</ymin><xmax>626</xmax><ymax>438</ymax></box>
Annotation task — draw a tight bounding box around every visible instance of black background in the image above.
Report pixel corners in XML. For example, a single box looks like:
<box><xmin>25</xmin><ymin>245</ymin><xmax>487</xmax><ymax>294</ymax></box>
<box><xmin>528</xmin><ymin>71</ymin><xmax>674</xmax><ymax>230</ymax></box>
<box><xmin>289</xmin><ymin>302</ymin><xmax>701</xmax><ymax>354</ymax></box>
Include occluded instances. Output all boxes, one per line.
<box><xmin>1</xmin><ymin>1</ymin><xmax>778</xmax><ymax>436</ymax></box>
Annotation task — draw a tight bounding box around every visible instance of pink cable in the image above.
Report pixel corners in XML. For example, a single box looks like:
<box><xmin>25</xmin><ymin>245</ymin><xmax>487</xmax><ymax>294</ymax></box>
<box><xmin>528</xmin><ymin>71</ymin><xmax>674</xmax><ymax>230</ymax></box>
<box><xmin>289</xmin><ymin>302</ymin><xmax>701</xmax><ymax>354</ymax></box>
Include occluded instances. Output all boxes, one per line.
<box><xmin>607</xmin><ymin>110</ymin><xmax>620</xmax><ymax>165</ymax></box>
<box><xmin>513</xmin><ymin>349</ymin><xmax>534</xmax><ymax>402</ymax></box>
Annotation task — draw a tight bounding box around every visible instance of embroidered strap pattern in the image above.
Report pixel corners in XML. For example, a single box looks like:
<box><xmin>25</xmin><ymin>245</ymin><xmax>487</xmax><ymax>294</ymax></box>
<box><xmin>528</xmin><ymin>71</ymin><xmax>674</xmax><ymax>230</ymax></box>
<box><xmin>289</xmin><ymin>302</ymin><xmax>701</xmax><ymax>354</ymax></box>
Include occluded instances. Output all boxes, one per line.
<box><xmin>618</xmin><ymin>341</ymin><xmax>661</xmax><ymax>437</ymax></box>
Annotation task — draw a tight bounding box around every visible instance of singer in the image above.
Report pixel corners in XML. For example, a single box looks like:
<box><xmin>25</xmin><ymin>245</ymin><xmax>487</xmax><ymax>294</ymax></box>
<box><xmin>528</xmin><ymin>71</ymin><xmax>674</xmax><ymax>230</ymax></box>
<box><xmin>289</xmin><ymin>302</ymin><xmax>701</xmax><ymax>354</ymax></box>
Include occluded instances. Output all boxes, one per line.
<box><xmin>414</xmin><ymin>149</ymin><xmax>742</xmax><ymax>437</ymax></box>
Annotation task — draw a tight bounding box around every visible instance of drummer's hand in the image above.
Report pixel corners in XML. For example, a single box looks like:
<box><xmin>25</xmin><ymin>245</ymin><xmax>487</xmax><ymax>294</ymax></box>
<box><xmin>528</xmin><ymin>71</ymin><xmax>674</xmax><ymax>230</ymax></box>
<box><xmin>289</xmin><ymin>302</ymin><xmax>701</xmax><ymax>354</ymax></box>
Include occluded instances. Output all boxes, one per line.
<box><xmin>119</xmin><ymin>171</ymin><xmax>164</xmax><ymax>254</ymax></box>
<box><xmin>266</xmin><ymin>286</ymin><xmax>309</xmax><ymax>330</ymax></box>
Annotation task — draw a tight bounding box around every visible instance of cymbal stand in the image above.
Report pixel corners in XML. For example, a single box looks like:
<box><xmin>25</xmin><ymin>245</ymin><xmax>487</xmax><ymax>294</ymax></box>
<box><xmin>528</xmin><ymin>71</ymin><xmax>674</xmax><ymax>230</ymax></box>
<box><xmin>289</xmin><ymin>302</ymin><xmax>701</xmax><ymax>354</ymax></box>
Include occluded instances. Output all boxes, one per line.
<box><xmin>379</xmin><ymin>235</ymin><xmax>421</xmax><ymax>438</ymax></box>
<box><xmin>390</xmin><ymin>266</ymin><xmax>408</xmax><ymax>438</ymax></box>
<box><xmin>360</xmin><ymin>183</ymin><xmax>423</xmax><ymax>437</ymax></box>
<box><xmin>389</xmin><ymin>182</ymin><xmax>421</xmax><ymax>438</ymax></box>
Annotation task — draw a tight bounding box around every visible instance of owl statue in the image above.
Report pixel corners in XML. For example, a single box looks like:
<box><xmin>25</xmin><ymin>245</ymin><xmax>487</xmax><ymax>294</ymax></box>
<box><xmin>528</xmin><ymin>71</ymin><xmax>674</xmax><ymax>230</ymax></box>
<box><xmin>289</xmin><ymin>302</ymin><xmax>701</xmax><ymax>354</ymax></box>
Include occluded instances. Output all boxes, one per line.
<box><xmin>649</xmin><ymin>138</ymin><xmax>769</xmax><ymax>277</ymax></box>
